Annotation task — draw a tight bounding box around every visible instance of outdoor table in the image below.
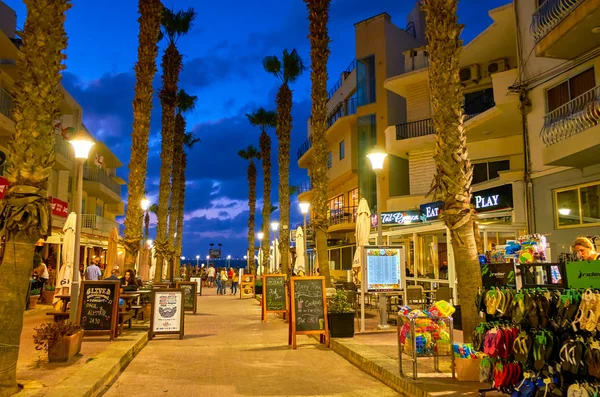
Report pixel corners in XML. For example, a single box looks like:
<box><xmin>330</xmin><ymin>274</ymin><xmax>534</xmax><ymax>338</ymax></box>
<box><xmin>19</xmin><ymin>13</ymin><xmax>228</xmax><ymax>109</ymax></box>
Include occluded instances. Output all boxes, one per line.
<box><xmin>120</xmin><ymin>292</ymin><xmax>141</xmax><ymax>310</ymax></box>
<box><xmin>55</xmin><ymin>294</ymin><xmax>71</xmax><ymax>312</ymax></box>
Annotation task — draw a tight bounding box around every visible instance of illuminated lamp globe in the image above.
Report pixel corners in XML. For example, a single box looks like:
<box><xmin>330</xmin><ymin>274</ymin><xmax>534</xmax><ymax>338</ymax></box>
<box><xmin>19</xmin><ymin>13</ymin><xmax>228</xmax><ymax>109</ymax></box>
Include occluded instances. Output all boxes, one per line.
<box><xmin>69</xmin><ymin>131</ymin><xmax>95</xmax><ymax>160</ymax></box>
<box><xmin>366</xmin><ymin>146</ymin><xmax>388</xmax><ymax>171</ymax></box>
<box><xmin>141</xmin><ymin>198</ymin><xmax>150</xmax><ymax>211</ymax></box>
<box><xmin>299</xmin><ymin>202</ymin><xmax>310</xmax><ymax>215</ymax></box>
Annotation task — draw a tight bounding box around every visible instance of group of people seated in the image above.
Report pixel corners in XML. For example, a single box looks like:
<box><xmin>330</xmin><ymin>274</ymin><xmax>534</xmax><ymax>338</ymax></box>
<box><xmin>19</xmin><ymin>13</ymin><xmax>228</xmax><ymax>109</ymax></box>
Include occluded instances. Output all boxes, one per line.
<box><xmin>103</xmin><ymin>268</ymin><xmax>140</xmax><ymax>292</ymax></box>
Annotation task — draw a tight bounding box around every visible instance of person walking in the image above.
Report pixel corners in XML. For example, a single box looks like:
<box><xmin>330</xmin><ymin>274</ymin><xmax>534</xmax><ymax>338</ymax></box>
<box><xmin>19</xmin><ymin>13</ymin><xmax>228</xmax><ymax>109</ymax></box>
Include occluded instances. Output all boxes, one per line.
<box><xmin>219</xmin><ymin>268</ymin><xmax>228</xmax><ymax>295</ymax></box>
<box><xmin>215</xmin><ymin>268</ymin><xmax>223</xmax><ymax>295</ymax></box>
<box><xmin>230</xmin><ymin>268</ymin><xmax>238</xmax><ymax>296</ymax></box>
<box><xmin>208</xmin><ymin>265</ymin><xmax>216</xmax><ymax>288</ymax></box>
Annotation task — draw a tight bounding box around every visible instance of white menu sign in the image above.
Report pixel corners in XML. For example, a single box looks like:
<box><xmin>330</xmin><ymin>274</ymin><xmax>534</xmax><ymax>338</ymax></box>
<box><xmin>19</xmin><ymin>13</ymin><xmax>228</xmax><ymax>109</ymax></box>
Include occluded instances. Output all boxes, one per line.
<box><xmin>152</xmin><ymin>291</ymin><xmax>182</xmax><ymax>332</ymax></box>
<box><xmin>365</xmin><ymin>247</ymin><xmax>403</xmax><ymax>291</ymax></box>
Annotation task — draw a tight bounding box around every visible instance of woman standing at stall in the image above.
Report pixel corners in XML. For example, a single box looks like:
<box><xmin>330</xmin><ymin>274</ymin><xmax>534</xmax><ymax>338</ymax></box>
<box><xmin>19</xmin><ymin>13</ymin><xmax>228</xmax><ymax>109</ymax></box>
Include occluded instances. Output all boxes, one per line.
<box><xmin>574</xmin><ymin>237</ymin><xmax>600</xmax><ymax>261</ymax></box>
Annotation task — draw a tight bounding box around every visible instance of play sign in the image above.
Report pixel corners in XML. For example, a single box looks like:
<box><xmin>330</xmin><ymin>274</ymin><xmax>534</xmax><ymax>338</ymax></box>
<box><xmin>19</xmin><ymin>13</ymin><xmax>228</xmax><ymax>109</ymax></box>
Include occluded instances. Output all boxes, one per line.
<box><xmin>472</xmin><ymin>184</ymin><xmax>513</xmax><ymax>213</ymax></box>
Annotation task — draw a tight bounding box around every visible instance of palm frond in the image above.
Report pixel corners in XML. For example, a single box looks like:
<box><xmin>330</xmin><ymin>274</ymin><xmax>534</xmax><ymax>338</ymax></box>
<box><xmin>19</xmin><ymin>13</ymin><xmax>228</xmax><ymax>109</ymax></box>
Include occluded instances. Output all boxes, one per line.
<box><xmin>262</xmin><ymin>55</ymin><xmax>282</xmax><ymax>81</ymax></box>
<box><xmin>282</xmin><ymin>48</ymin><xmax>305</xmax><ymax>84</ymax></box>
<box><xmin>161</xmin><ymin>7</ymin><xmax>196</xmax><ymax>44</ymax></box>
<box><xmin>149</xmin><ymin>204</ymin><xmax>159</xmax><ymax>214</ymax></box>
<box><xmin>269</xmin><ymin>205</ymin><xmax>278</xmax><ymax>214</ymax></box>
<box><xmin>176</xmin><ymin>89</ymin><xmax>198</xmax><ymax>114</ymax></box>
<box><xmin>289</xmin><ymin>185</ymin><xmax>299</xmax><ymax>196</ymax></box>
<box><xmin>183</xmin><ymin>132</ymin><xmax>200</xmax><ymax>149</ymax></box>
<box><xmin>246</xmin><ymin>107</ymin><xmax>277</xmax><ymax>133</ymax></box>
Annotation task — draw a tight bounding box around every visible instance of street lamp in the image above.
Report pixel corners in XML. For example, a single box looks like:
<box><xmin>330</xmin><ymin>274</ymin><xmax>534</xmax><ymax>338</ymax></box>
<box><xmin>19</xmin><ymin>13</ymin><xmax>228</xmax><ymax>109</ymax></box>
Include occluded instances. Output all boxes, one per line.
<box><xmin>227</xmin><ymin>254</ymin><xmax>231</xmax><ymax>267</ymax></box>
<box><xmin>68</xmin><ymin>131</ymin><xmax>95</xmax><ymax>323</ymax></box>
<box><xmin>299</xmin><ymin>202</ymin><xmax>310</xmax><ymax>275</ymax></box>
<box><xmin>271</xmin><ymin>221</ymin><xmax>279</xmax><ymax>273</ymax></box>
<box><xmin>147</xmin><ymin>239</ymin><xmax>153</xmax><ymax>247</ymax></box>
<box><xmin>196</xmin><ymin>255</ymin><xmax>200</xmax><ymax>267</ymax></box>
<box><xmin>140</xmin><ymin>197</ymin><xmax>151</xmax><ymax>280</ymax></box>
<box><xmin>206</xmin><ymin>255</ymin><xmax>210</xmax><ymax>267</ymax></box>
<box><xmin>367</xmin><ymin>145</ymin><xmax>389</xmax><ymax>330</ymax></box>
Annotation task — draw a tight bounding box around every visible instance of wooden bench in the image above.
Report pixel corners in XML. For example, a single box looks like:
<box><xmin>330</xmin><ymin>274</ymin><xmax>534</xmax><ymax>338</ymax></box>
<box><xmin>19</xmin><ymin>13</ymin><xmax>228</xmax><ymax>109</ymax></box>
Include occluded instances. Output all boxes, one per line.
<box><xmin>118</xmin><ymin>310</ymin><xmax>135</xmax><ymax>335</ymax></box>
<box><xmin>46</xmin><ymin>311</ymin><xmax>70</xmax><ymax>322</ymax></box>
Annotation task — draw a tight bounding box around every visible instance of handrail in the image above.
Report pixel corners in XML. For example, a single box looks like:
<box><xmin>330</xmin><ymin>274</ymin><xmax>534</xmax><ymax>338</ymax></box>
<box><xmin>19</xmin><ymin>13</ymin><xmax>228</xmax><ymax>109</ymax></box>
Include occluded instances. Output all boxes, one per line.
<box><xmin>531</xmin><ymin>0</ymin><xmax>583</xmax><ymax>42</ymax></box>
<box><xmin>327</xmin><ymin>58</ymin><xmax>357</xmax><ymax>99</ymax></box>
<box><xmin>82</xmin><ymin>166</ymin><xmax>121</xmax><ymax>195</ymax></box>
<box><xmin>329</xmin><ymin>205</ymin><xmax>358</xmax><ymax>226</ymax></box>
<box><xmin>297</xmin><ymin>135</ymin><xmax>313</xmax><ymax>160</ymax></box>
<box><xmin>540</xmin><ymin>84</ymin><xmax>600</xmax><ymax>146</ymax></box>
<box><xmin>297</xmin><ymin>180</ymin><xmax>312</xmax><ymax>193</ymax></box>
<box><xmin>81</xmin><ymin>214</ymin><xmax>119</xmax><ymax>233</ymax></box>
<box><xmin>0</xmin><ymin>88</ymin><xmax>14</xmax><ymax>121</ymax></box>
<box><xmin>396</xmin><ymin>118</ymin><xmax>435</xmax><ymax>140</ymax></box>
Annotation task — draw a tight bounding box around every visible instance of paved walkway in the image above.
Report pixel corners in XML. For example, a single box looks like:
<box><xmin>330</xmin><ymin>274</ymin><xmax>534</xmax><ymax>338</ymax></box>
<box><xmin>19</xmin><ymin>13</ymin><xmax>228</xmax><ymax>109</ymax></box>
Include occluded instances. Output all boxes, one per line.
<box><xmin>102</xmin><ymin>288</ymin><xmax>400</xmax><ymax>397</ymax></box>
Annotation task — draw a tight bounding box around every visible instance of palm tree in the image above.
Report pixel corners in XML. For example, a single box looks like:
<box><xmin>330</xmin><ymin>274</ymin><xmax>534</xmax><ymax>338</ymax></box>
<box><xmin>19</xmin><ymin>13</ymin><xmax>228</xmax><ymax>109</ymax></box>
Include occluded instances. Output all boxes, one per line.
<box><xmin>0</xmin><ymin>1</ymin><xmax>70</xmax><ymax>394</ymax></box>
<box><xmin>154</xmin><ymin>7</ymin><xmax>196</xmax><ymax>282</ymax></box>
<box><xmin>174</xmin><ymin>132</ymin><xmax>200</xmax><ymax>266</ymax></box>
<box><xmin>246</xmin><ymin>108</ymin><xmax>277</xmax><ymax>275</ymax></box>
<box><xmin>122</xmin><ymin>0</ymin><xmax>163</xmax><ymax>273</ymax></box>
<box><xmin>238</xmin><ymin>145</ymin><xmax>260</xmax><ymax>275</ymax></box>
<box><xmin>169</xmin><ymin>89</ymin><xmax>197</xmax><ymax>278</ymax></box>
<box><xmin>422</xmin><ymin>0</ymin><xmax>482</xmax><ymax>340</ymax></box>
<box><xmin>263</xmin><ymin>49</ymin><xmax>305</xmax><ymax>278</ymax></box>
<box><xmin>304</xmin><ymin>0</ymin><xmax>332</xmax><ymax>286</ymax></box>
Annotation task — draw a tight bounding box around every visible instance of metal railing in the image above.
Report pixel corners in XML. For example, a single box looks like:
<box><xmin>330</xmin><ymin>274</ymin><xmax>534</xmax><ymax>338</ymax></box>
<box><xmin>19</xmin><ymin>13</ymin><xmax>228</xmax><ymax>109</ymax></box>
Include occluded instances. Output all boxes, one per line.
<box><xmin>81</xmin><ymin>214</ymin><xmax>119</xmax><ymax>233</ymax></box>
<box><xmin>55</xmin><ymin>141</ymin><xmax>74</xmax><ymax>160</ymax></box>
<box><xmin>329</xmin><ymin>206</ymin><xmax>358</xmax><ymax>226</ymax></box>
<box><xmin>396</xmin><ymin>118</ymin><xmax>435</xmax><ymax>140</ymax></box>
<box><xmin>531</xmin><ymin>0</ymin><xmax>583</xmax><ymax>42</ymax></box>
<box><xmin>0</xmin><ymin>88</ymin><xmax>14</xmax><ymax>120</ymax></box>
<box><xmin>83</xmin><ymin>166</ymin><xmax>121</xmax><ymax>195</ymax></box>
<box><xmin>328</xmin><ymin>59</ymin><xmax>357</xmax><ymax>99</ymax></box>
<box><xmin>540</xmin><ymin>84</ymin><xmax>600</xmax><ymax>146</ymax></box>
<box><xmin>297</xmin><ymin>135</ymin><xmax>313</xmax><ymax>160</ymax></box>
<box><xmin>297</xmin><ymin>180</ymin><xmax>312</xmax><ymax>193</ymax></box>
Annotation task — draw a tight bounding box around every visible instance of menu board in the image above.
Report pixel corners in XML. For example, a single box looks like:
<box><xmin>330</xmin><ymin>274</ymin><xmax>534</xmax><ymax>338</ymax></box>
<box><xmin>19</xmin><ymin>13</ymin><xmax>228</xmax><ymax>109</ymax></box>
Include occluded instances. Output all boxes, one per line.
<box><xmin>240</xmin><ymin>274</ymin><xmax>255</xmax><ymax>299</ymax></box>
<box><xmin>150</xmin><ymin>289</ymin><xmax>185</xmax><ymax>339</ymax></box>
<box><xmin>176</xmin><ymin>282</ymin><xmax>197</xmax><ymax>313</ymax></box>
<box><xmin>190</xmin><ymin>277</ymin><xmax>202</xmax><ymax>295</ymax></box>
<box><xmin>265</xmin><ymin>275</ymin><xmax>286</xmax><ymax>311</ymax></box>
<box><xmin>289</xmin><ymin>277</ymin><xmax>329</xmax><ymax>349</ymax></box>
<box><xmin>77</xmin><ymin>280</ymin><xmax>120</xmax><ymax>339</ymax></box>
<box><xmin>364</xmin><ymin>247</ymin><xmax>403</xmax><ymax>291</ymax></box>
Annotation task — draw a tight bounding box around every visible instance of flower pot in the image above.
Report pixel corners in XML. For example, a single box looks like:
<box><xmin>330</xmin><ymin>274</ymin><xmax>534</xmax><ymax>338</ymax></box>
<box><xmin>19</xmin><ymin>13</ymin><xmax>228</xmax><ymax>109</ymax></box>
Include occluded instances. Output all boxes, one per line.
<box><xmin>29</xmin><ymin>295</ymin><xmax>40</xmax><ymax>310</ymax></box>
<box><xmin>42</xmin><ymin>290</ymin><xmax>55</xmax><ymax>305</ymax></box>
<box><xmin>48</xmin><ymin>330</ymin><xmax>83</xmax><ymax>363</ymax></box>
<box><xmin>327</xmin><ymin>312</ymin><xmax>355</xmax><ymax>338</ymax></box>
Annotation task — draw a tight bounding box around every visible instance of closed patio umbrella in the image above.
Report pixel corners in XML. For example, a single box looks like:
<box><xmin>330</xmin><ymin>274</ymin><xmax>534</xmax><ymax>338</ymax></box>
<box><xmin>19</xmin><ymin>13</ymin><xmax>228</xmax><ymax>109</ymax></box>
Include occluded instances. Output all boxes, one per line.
<box><xmin>105</xmin><ymin>227</ymin><xmax>119</xmax><ymax>278</ymax></box>
<box><xmin>257</xmin><ymin>248</ymin><xmax>263</xmax><ymax>276</ymax></box>
<box><xmin>294</xmin><ymin>226</ymin><xmax>305</xmax><ymax>275</ymax></box>
<box><xmin>352</xmin><ymin>198</ymin><xmax>372</xmax><ymax>282</ymax></box>
<box><xmin>55</xmin><ymin>212</ymin><xmax>76</xmax><ymax>304</ymax></box>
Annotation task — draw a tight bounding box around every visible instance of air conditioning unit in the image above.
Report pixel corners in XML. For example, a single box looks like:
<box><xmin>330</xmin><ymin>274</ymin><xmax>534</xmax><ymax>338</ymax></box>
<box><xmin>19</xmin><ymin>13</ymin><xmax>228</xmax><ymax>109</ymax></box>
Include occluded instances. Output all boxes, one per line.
<box><xmin>486</xmin><ymin>58</ymin><xmax>508</xmax><ymax>76</ymax></box>
<box><xmin>459</xmin><ymin>64</ymin><xmax>479</xmax><ymax>84</ymax></box>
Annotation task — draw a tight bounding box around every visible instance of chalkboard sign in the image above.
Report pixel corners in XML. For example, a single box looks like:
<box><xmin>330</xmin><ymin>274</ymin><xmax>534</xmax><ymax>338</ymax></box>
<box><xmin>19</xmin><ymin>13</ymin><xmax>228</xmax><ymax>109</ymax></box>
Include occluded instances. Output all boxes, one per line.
<box><xmin>149</xmin><ymin>289</ymin><xmax>185</xmax><ymax>340</ymax></box>
<box><xmin>262</xmin><ymin>274</ymin><xmax>287</xmax><ymax>322</ymax></box>
<box><xmin>289</xmin><ymin>276</ymin><xmax>329</xmax><ymax>349</ymax></box>
<box><xmin>176</xmin><ymin>282</ymin><xmax>197</xmax><ymax>313</ymax></box>
<box><xmin>76</xmin><ymin>280</ymin><xmax>120</xmax><ymax>340</ymax></box>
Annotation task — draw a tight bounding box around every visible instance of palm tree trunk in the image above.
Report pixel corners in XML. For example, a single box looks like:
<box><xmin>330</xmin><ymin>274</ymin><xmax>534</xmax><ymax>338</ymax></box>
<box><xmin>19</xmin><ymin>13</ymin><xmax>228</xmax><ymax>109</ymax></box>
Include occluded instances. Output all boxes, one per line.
<box><xmin>169</xmin><ymin>113</ymin><xmax>185</xmax><ymax>278</ymax></box>
<box><xmin>247</xmin><ymin>161</ymin><xmax>257</xmax><ymax>274</ymax></box>
<box><xmin>304</xmin><ymin>0</ymin><xmax>332</xmax><ymax>286</ymax></box>
<box><xmin>123</xmin><ymin>0</ymin><xmax>162</xmax><ymax>273</ymax></box>
<box><xmin>259</xmin><ymin>131</ymin><xmax>271</xmax><ymax>274</ymax></box>
<box><xmin>0</xmin><ymin>1</ymin><xmax>69</xmax><ymax>394</ymax></box>
<box><xmin>422</xmin><ymin>0</ymin><xmax>482</xmax><ymax>341</ymax></box>
<box><xmin>155</xmin><ymin>43</ymin><xmax>182</xmax><ymax>282</ymax></box>
<box><xmin>276</xmin><ymin>84</ymin><xmax>292</xmax><ymax>277</ymax></box>
<box><xmin>175</xmin><ymin>153</ymin><xmax>186</xmax><ymax>266</ymax></box>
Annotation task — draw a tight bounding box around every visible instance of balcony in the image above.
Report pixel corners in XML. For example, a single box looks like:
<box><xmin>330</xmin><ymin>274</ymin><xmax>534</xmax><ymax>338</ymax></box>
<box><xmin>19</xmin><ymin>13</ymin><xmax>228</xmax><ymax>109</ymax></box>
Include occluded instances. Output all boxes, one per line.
<box><xmin>531</xmin><ymin>0</ymin><xmax>600</xmax><ymax>59</ymax></box>
<box><xmin>396</xmin><ymin>119</ymin><xmax>435</xmax><ymax>140</ymax></box>
<box><xmin>54</xmin><ymin>141</ymin><xmax>74</xmax><ymax>170</ymax></box>
<box><xmin>82</xmin><ymin>214</ymin><xmax>119</xmax><ymax>235</ymax></box>
<box><xmin>0</xmin><ymin>88</ymin><xmax>13</xmax><ymax>121</ymax></box>
<box><xmin>297</xmin><ymin>98</ymin><xmax>358</xmax><ymax>160</ymax></box>
<box><xmin>328</xmin><ymin>59</ymin><xmax>356</xmax><ymax>100</ymax></box>
<box><xmin>328</xmin><ymin>205</ymin><xmax>357</xmax><ymax>232</ymax></box>
<box><xmin>82</xmin><ymin>166</ymin><xmax>122</xmax><ymax>203</ymax></box>
<box><xmin>540</xmin><ymin>84</ymin><xmax>600</xmax><ymax>168</ymax></box>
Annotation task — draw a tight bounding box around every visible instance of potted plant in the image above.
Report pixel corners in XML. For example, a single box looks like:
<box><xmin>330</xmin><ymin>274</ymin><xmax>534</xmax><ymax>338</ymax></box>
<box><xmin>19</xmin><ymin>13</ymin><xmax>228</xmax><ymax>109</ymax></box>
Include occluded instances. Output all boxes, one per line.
<box><xmin>43</xmin><ymin>284</ymin><xmax>56</xmax><ymax>304</ymax></box>
<box><xmin>327</xmin><ymin>289</ymin><xmax>355</xmax><ymax>338</ymax></box>
<box><xmin>29</xmin><ymin>288</ymin><xmax>41</xmax><ymax>309</ymax></box>
<box><xmin>33</xmin><ymin>322</ymin><xmax>83</xmax><ymax>363</ymax></box>
<box><xmin>255</xmin><ymin>278</ymin><xmax>263</xmax><ymax>296</ymax></box>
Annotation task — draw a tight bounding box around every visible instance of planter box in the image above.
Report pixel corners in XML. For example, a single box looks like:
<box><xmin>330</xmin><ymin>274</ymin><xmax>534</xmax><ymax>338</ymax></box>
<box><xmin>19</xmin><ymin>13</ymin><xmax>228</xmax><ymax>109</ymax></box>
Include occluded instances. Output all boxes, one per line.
<box><xmin>327</xmin><ymin>312</ymin><xmax>355</xmax><ymax>338</ymax></box>
<box><xmin>42</xmin><ymin>290</ymin><xmax>55</xmax><ymax>304</ymax></box>
<box><xmin>48</xmin><ymin>331</ymin><xmax>83</xmax><ymax>363</ymax></box>
<box><xmin>29</xmin><ymin>295</ymin><xmax>40</xmax><ymax>310</ymax></box>
<box><xmin>255</xmin><ymin>285</ymin><xmax>263</xmax><ymax>296</ymax></box>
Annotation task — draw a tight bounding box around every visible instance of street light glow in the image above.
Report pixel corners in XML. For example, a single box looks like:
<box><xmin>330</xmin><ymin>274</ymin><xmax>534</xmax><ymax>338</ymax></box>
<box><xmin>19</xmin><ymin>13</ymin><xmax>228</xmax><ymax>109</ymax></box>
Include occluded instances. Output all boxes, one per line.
<box><xmin>257</xmin><ymin>231</ymin><xmax>264</xmax><ymax>240</ymax></box>
<box><xmin>196</xmin><ymin>255</ymin><xmax>200</xmax><ymax>259</ymax></box>
<box><xmin>271</xmin><ymin>221</ymin><xmax>279</xmax><ymax>232</ymax></box>
<box><xmin>141</xmin><ymin>198</ymin><xmax>150</xmax><ymax>211</ymax></box>
<box><xmin>367</xmin><ymin>145</ymin><xmax>388</xmax><ymax>171</ymax></box>
<box><xmin>206</xmin><ymin>255</ymin><xmax>210</xmax><ymax>260</ymax></box>
<box><xmin>181</xmin><ymin>256</ymin><xmax>185</xmax><ymax>260</ymax></box>
<box><xmin>69</xmin><ymin>131</ymin><xmax>95</xmax><ymax>159</ymax></box>
<box><xmin>147</xmin><ymin>239</ymin><xmax>153</xmax><ymax>246</ymax></box>
<box><xmin>227</xmin><ymin>255</ymin><xmax>231</xmax><ymax>259</ymax></box>
<box><xmin>299</xmin><ymin>201</ymin><xmax>310</xmax><ymax>215</ymax></box>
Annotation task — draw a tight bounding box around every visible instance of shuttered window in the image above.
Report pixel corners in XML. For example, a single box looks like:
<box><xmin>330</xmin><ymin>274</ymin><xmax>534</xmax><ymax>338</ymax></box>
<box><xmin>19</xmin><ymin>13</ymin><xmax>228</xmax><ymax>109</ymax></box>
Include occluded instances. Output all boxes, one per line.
<box><xmin>547</xmin><ymin>68</ymin><xmax>596</xmax><ymax>112</ymax></box>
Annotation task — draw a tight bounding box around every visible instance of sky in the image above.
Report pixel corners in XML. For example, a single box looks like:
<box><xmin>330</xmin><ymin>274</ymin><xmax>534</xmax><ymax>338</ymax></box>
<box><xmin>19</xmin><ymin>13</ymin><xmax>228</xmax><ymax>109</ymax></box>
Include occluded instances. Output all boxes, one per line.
<box><xmin>6</xmin><ymin>0</ymin><xmax>510</xmax><ymax>259</ymax></box>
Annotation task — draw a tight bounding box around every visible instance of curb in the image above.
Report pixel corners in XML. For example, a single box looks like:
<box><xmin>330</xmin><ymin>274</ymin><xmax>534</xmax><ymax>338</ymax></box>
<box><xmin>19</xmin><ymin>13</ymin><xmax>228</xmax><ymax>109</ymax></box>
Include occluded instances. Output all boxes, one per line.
<box><xmin>19</xmin><ymin>331</ymin><xmax>148</xmax><ymax>397</ymax></box>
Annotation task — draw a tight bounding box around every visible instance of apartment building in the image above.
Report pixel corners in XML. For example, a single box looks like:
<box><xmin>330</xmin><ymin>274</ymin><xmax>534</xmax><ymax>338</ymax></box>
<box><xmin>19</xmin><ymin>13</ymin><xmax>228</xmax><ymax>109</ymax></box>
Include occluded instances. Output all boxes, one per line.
<box><xmin>0</xmin><ymin>1</ymin><xmax>125</xmax><ymax>268</ymax></box>
<box><xmin>296</xmin><ymin>5</ymin><xmax>426</xmax><ymax>278</ymax></box>
<box><xmin>515</xmin><ymin>0</ymin><xmax>600</xmax><ymax>255</ymax></box>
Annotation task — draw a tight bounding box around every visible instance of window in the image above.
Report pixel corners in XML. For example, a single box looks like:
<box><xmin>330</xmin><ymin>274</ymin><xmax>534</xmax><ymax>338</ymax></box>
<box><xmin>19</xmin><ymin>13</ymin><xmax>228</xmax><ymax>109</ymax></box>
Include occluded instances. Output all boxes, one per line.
<box><xmin>339</xmin><ymin>140</ymin><xmax>345</xmax><ymax>160</ymax></box>
<box><xmin>358</xmin><ymin>115</ymin><xmax>377</xmax><ymax>210</ymax></box>
<box><xmin>554</xmin><ymin>182</ymin><xmax>600</xmax><ymax>228</ymax></box>
<box><xmin>464</xmin><ymin>88</ymin><xmax>495</xmax><ymax>117</ymax></box>
<box><xmin>96</xmin><ymin>204</ymin><xmax>103</xmax><ymax>217</ymax></box>
<box><xmin>357</xmin><ymin>55</ymin><xmax>376</xmax><ymax>106</ymax></box>
<box><xmin>547</xmin><ymin>68</ymin><xmax>595</xmax><ymax>112</ymax></box>
<box><xmin>472</xmin><ymin>159</ymin><xmax>510</xmax><ymax>185</ymax></box>
<box><xmin>327</xmin><ymin>152</ymin><xmax>332</xmax><ymax>168</ymax></box>
<box><xmin>349</xmin><ymin>188</ymin><xmax>359</xmax><ymax>209</ymax></box>
<box><xmin>328</xmin><ymin>195</ymin><xmax>344</xmax><ymax>213</ymax></box>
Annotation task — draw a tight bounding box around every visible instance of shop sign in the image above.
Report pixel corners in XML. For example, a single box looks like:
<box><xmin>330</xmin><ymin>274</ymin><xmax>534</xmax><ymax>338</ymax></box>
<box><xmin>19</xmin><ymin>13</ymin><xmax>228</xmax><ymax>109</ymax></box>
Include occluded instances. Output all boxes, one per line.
<box><xmin>0</xmin><ymin>176</ymin><xmax>9</xmax><ymax>199</ymax></box>
<box><xmin>419</xmin><ymin>201</ymin><xmax>444</xmax><ymax>222</ymax></box>
<box><xmin>566</xmin><ymin>260</ymin><xmax>600</xmax><ymax>289</ymax></box>
<box><xmin>372</xmin><ymin>210</ymin><xmax>421</xmax><ymax>226</ymax></box>
<box><xmin>472</xmin><ymin>184</ymin><xmax>513</xmax><ymax>213</ymax></box>
<box><xmin>50</xmin><ymin>197</ymin><xmax>69</xmax><ymax>217</ymax></box>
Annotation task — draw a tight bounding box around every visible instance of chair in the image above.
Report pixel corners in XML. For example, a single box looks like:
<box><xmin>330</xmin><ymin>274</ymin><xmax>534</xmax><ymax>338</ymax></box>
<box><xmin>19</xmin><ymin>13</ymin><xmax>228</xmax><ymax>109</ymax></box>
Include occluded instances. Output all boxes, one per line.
<box><xmin>434</xmin><ymin>286</ymin><xmax>453</xmax><ymax>305</ymax></box>
<box><xmin>405</xmin><ymin>285</ymin><xmax>425</xmax><ymax>309</ymax></box>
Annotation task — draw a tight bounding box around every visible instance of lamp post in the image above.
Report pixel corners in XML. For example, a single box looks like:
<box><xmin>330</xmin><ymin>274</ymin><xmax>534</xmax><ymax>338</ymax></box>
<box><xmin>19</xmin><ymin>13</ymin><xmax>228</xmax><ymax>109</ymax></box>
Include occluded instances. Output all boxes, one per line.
<box><xmin>206</xmin><ymin>255</ymin><xmax>210</xmax><ymax>268</ymax></box>
<box><xmin>196</xmin><ymin>255</ymin><xmax>200</xmax><ymax>267</ymax></box>
<box><xmin>68</xmin><ymin>131</ymin><xmax>95</xmax><ymax>323</ymax></box>
<box><xmin>140</xmin><ymin>198</ymin><xmax>150</xmax><ymax>278</ymax></box>
<box><xmin>257</xmin><ymin>231</ymin><xmax>264</xmax><ymax>275</ymax></box>
<box><xmin>367</xmin><ymin>145</ymin><xmax>389</xmax><ymax>330</ymax></box>
<box><xmin>299</xmin><ymin>202</ymin><xmax>310</xmax><ymax>276</ymax></box>
<box><xmin>227</xmin><ymin>255</ymin><xmax>231</xmax><ymax>268</ymax></box>
<box><xmin>271</xmin><ymin>221</ymin><xmax>279</xmax><ymax>273</ymax></box>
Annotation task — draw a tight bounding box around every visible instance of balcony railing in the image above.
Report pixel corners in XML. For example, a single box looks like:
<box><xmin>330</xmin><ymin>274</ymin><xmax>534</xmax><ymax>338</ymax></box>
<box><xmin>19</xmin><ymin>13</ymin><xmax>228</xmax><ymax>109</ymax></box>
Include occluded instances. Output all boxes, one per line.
<box><xmin>0</xmin><ymin>88</ymin><xmax>14</xmax><ymax>121</ymax></box>
<box><xmin>82</xmin><ymin>214</ymin><xmax>119</xmax><ymax>233</ymax></box>
<box><xmin>297</xmin><ymin>180</ymin><xmax>312</xmax><ymax>193</ymax></box>
<box><xmin>328</xmin><ymin>59</ymin><xmax>356</xmax><ymax>99</ymax></box>
<box><xmin>540</xmin><ymin>85</ymin><xmax>600</xmax><ymax>146</ymax></box>
<box><xmin>83</xmin><ymin>166</ymin><xmax>121</xmax><ymax>196</ymax></box>
<box><xmin>55</xmin><ymin>142</ymin><xmax>74</xmax><ymax>160</ymax></box>
<box><xmin>396</xmin><ymin>118</ymin><xmax>435</xmax><ymax>140</ymax></box>
<box><xmin>329</xmin><ymin>206</ymin><xmax>358</xmax><ymax>226</ymax></box>
<box><xmin>531</xmin><ymin>0</ymin><xmax>583</xmax><ymax>42</ymax></box>
<box><xmin>297</xmin><ymin>135</ymin><xmax>313</xmax><ymax>160</ymax></box>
